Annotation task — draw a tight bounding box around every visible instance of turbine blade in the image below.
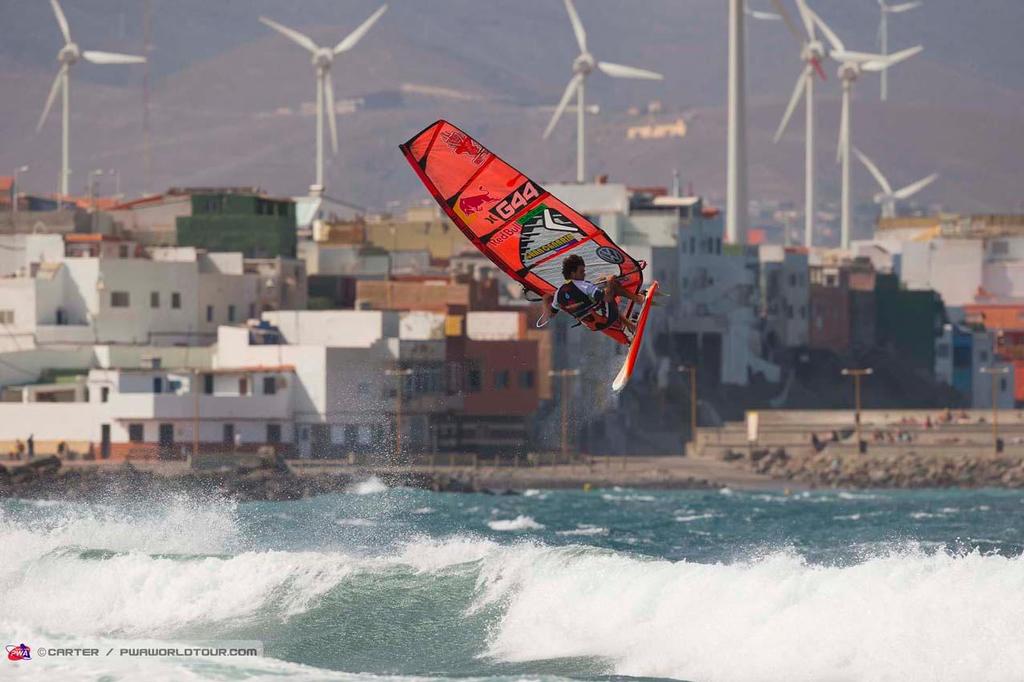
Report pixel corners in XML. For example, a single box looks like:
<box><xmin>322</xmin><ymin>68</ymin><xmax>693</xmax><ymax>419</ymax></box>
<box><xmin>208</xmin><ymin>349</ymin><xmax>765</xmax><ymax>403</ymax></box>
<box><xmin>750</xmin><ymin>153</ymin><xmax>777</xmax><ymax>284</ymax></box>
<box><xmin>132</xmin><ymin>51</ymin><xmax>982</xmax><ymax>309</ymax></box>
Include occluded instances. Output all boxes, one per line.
<box><xmin>774</xmin><ymin>65</ymin><xmax>811</xmax><ymax>143</ymax></box>
<box><xmin>771</xmin><ymin>0</ymin><xmax>805</xmax><ymax>44</ymax></box>
<box><xmin>597</xmin><ymin>61</ymin><xmax>663</xmax><ymax>80</ymax></box>
<box><xmin>805</xmin><ymin>4</ymin><xmax>844</xmax><ymax>54</ymax></box>
<box><xmin>50</xmin><ymin>0</ymin><xmax>71</xmax><ymax>44</ymax></box>
<box><xmin>564</xmin><ymin>0</ymin><xmax>587</xmax><ymax>53</ymax></box>
<box><xmin>884</xmin><ymin>44</ymin><xmax>923</xmax><ymax>66</ymax></box>
<box><xmin>36</xmin><ymin>66</ymin><xmax>65</xmax><ymax>133</ymax></box>
<box><xmin>325</xmin><ymin>75</ymin><xmax>338</xmax><ymax>154</ymax></box>
<box><xmin>543</xmin><ymin>73</ymin><xmax>583</xmax><ymax>140</ymax></box>
<box><xmin>82</xmin><ymin>50</ymin><xmax>146</xmax><ymax>64</ymax></box>
<box><xmin>334</xmin><ymin>4</ymin><xmax>387</xmax><ymax>54</ymax></box>
<box><xmin>795</xmin><ymin>0</ymin><xmax>818</xmax><ymax>41</ymax></box>
<box><xmin>893</xmin><ymin>173</ymin><xmax>938</xmax><ymax>200</ymax></box>
<box><xmin>747</xmin><ymin>7</ymin><xmax>781</xmax><ymax>21</ymax></box>
<box><xmin>888</xmin><ymin>1</ymin><xmax>922</xmax><ymax>13</ymax></box>
<box><xmin>259</xmin><ymin>16</ymin><xmax>319</xmax><ymax>53</ymax></box>
<box><xmin>852</xmin><ymin>146</ymin><xmax>893</xmax><ymax>194</ymax></box>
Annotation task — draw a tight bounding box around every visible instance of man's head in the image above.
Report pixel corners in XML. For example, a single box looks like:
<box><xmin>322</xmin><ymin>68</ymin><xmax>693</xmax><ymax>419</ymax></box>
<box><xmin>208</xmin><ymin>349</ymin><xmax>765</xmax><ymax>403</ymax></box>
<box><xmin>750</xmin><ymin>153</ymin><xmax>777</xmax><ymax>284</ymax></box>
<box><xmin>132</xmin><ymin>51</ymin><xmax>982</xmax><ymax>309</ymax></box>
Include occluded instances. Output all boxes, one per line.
<box><xmin>562</xmin><ymin>254</ymin><xmax>586</xmax><ymax>280</ymax></box>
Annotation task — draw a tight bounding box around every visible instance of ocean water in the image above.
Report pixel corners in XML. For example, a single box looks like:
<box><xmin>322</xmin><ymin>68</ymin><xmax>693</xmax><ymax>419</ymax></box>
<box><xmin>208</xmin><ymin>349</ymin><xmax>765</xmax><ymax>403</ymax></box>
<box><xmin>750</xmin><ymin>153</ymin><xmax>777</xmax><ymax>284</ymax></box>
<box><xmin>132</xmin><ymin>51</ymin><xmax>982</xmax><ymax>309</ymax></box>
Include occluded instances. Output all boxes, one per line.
<box><xmin>2</xmin><ymin>481</ymin><xmax>1024</xmax><ymax>682</ymax></box>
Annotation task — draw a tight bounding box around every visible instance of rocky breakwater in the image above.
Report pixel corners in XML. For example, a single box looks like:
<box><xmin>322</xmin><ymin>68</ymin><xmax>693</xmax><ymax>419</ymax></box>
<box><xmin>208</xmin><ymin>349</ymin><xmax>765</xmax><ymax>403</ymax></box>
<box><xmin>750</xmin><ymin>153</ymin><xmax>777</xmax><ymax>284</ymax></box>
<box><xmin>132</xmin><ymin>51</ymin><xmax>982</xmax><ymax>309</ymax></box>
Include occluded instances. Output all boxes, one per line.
<box><xmin>724</xmin><ymin>447</ymin><xmax>1024</xmax><ymax>488</ymax></box>
<box><xmin>0</xmin><ymin>456</ymin><xmax>495</xmax><ymax>501</ymax></box>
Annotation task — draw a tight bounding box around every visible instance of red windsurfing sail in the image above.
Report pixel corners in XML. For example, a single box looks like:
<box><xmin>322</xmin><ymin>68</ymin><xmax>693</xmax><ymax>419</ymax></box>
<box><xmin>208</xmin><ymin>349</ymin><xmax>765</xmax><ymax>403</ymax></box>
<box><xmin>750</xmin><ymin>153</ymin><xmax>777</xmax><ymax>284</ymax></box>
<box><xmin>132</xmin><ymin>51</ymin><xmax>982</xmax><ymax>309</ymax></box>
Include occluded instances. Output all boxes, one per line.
<box><xmin>399</xmin><ymin>120</ymin><xmax>644</xmax><ymax>345</ymax></box>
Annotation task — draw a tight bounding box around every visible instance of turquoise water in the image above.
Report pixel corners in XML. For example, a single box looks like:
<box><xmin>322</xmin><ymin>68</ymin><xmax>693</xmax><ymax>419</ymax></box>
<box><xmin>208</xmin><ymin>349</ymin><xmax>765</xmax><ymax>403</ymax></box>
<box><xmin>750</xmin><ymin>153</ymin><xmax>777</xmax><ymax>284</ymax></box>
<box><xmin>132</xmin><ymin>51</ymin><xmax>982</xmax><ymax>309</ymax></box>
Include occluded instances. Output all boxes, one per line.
<box><xmin>3</xmin><ymin>481</ymin><xmax>1024</xmax><ymax>681</ymax></box>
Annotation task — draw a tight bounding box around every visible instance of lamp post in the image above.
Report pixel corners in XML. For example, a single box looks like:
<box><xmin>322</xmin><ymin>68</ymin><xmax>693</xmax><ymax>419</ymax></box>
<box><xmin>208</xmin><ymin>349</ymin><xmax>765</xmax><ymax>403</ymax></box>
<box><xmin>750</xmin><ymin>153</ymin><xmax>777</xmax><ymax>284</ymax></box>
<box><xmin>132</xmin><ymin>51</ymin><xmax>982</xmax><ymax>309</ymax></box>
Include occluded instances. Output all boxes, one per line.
<box><xmin>677</xmin><ymin>364</ymin><xmax>698</xmax><ymax>455</ymax></box>
<box><xmin>549</xmin><ymin>368</ymin><xmax>580</xmax><ymax>464</ymax></box>
<box><xmin>11</xmin><ymin>165</ymin><xmax>29</xmax><ymax>223</ymax></box>
<box><xmin>385</xmin><ymin>367</ymin><xmax>413</xmax><ymax>462</ymax></box>
<box><xmin>980</xmin><ymin>365</ymin><xmax>1009</xmax><ymax>454</ymax></box>
<box><xmin>841</xmin><ymin>368</ymin><xmax>873</xmax><ymax>451</ymax></box>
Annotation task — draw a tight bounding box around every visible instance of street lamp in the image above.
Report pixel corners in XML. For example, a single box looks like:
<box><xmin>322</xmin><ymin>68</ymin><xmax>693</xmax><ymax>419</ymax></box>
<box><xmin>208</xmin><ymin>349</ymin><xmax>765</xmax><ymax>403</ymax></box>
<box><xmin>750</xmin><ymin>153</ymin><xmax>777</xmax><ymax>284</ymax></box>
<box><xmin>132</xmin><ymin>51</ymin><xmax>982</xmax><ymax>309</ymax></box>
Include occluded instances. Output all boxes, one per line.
<box><xmin>841</xmin><ymin>368</ymin><xmax>873</xmax><ymax>451</ymax></box>
<box><xmin>980</xmin><ymin>365</ymin><xmax>1010</xmax><ymax>454</ymax></box>
<box><xmin>677</xmin><ymin>364</ymin><xmax>698</xmax><ymax>455</ymax></box>
<box><xmin>548</xmin><ymin>368</ymin><xmax>580</xmax><ymax>464</ymax></box>
<box><xmin>11</xmin><ymin>165</ymin><xmax>29</xmax><ymax>222</ymax></box>
<box><xmin>385</xmin><ymin>367</ymin><xmax>413</xmax><ymax>461</ymax></box>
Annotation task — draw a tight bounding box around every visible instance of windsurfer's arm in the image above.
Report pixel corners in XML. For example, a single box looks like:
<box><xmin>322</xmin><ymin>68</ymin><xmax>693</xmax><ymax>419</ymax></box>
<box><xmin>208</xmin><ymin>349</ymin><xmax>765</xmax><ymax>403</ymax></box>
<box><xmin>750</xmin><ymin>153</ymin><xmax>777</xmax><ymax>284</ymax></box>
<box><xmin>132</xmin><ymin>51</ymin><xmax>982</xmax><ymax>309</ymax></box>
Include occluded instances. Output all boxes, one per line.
<box><xmin>537</xmin><ymin>293</ymin><xmax>558</xmax><ymax>327</ymax></box>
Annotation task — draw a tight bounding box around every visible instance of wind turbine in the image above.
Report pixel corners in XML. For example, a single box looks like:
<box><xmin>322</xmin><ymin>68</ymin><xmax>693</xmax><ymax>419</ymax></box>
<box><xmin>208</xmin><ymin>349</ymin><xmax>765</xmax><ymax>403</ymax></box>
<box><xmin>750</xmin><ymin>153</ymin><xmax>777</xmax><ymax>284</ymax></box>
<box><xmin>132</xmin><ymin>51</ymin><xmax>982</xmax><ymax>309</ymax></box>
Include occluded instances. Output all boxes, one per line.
<box><xmin>36</xmin><ymin>0</ymin><xmax>146</xmax><ymax>198</ymax></box>
<box><xmin>259</xmin><ymin>5</ymin><xmax>387</xmax><ymax>193</ymax></box>
<box><xmin>877</xmin><ymin>0</ymin><xmax>922</xmax><ymax>100</ymax></box>
<box><xmin>808</xmin><ymin>4</ymin><xmax>921</xmax><ymax>248</ymax></box>
<box><xmin>853</xmin><ymin>147</ymin><xmax>937</xmax><ymax>218</ymax></box>
<box><xmin>771</xmin><ymin>0</ymin><xmax>828</xmax><ymax>248</ymax></box>
<box><xmin>542</xmin><ymin>0</ymin><xmax>663</xmax><ymax>184</ymax></box>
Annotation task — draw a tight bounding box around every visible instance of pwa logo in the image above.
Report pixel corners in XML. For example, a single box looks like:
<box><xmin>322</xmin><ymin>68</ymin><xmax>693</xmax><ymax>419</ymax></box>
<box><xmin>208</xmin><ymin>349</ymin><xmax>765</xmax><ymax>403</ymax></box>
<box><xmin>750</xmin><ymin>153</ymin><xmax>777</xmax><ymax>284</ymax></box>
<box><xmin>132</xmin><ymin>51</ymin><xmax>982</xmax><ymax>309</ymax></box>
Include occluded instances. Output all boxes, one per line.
<box><xmin>6</xmin><ymin>643</ymin><xmax>31</xmax><ymax>661</ymax></box>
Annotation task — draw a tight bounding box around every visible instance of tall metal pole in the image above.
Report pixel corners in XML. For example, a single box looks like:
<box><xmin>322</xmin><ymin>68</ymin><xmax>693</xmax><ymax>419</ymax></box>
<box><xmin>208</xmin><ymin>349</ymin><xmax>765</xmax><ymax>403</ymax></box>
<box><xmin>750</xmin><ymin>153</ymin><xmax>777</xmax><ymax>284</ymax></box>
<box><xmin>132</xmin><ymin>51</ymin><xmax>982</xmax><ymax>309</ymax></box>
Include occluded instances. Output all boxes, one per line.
<box><xmin>576</xmin><ymin>78</ymin><xmax>586</xmax><ymax>183</ymax></box>
<box><xmin>880</xmin><ymin>11</ymin><xmax>889</xmax><ymax>101</ymax></box>
<box><xmin>805</xmin><ymin>74</ymin><xmax>815</xmax><ymax>247</ymax></box>
<box><xmin>840</xmin><ymin>78</ymin><xmax>852</xmax><ymax>250</ymax></box>
<box><xmin>981</xmin><ymin>366</ymin><xmax>1009</xmax><ymax>454</ymax></box>
<box><xmin>142</xmin><ymin>0</ymin><xmax>153</xmax><ymax>194</ymax></box>
<box><xmin>61</xmin><ymin>69</ymin><xmax>70</xmax><ymax>197</ymax></box>
<box><xmin>315</xmin><ymin>71</ymin><xmax>324</xmax><ymax>190</ymax></box>
<box><xmin>726</xmin><ymin>0</ymin><xmax>748</xmax><ymax>244</ymax></box>
<box><xmin>549</xmin><ymin>369</ymin><xmax>580</xmax><ymax>463</ymax></box>
<box><xmin>842</xmin><ymin>368</ymin><xmax>873</xmax><ymax>449</ymax></box>
<box><xmin>386</xmin><ymin>368</ymin><xmax>413</xmax><ymax>462</ymax></box>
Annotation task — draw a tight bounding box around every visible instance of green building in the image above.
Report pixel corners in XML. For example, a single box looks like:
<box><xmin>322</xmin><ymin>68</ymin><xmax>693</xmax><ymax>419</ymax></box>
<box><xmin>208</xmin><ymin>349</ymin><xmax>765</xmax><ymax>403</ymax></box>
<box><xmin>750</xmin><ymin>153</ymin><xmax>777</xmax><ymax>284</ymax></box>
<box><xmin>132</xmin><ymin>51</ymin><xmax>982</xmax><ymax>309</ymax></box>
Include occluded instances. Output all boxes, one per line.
<box><xmin>874</xmin><ymin>273</ymin><xmax>946</xmax><ymax>371</ymax></box>
<box><xmin>176</xmin><ymin>190</ymin><xmax>296</xmax><ymax>258</ymax></box>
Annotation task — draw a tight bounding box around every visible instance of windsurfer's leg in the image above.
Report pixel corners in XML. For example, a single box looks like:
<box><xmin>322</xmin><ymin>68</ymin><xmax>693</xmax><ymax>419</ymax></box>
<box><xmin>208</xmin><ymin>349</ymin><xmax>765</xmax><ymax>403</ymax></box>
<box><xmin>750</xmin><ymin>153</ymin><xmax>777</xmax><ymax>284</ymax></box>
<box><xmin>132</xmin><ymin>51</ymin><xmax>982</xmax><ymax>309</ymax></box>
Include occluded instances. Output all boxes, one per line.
<box><xmin>606</xmin><ymin>279</ymin><xmax>645</xmax><ymax>305</ymax></box>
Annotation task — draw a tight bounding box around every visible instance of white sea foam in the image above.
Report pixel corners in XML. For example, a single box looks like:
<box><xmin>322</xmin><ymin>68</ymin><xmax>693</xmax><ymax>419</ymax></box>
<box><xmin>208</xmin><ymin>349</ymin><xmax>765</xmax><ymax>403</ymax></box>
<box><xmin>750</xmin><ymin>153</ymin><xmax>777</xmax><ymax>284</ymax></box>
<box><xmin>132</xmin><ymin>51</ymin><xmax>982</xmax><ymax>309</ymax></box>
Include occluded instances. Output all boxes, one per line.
<box><xmin>410</xmin><ymin>507</ymin><xmax>435</xmax><ymax>515</ymax></box>
<box><xmin>674</xmin><ymin>513</ymin><xmax>717</xmax><ymax>523</ymax></box>
<box><xmin>488</xmin><ymin>515</ymin><xmax>545</xmax><ymax>531</ymax></box>
<box><xmin>347</xmin><ymin>476</ymin><xmax>389</xmax><ymax>495</ymax></box>
<box><xmin>469</xmin><ymin>543</ymin><xmax>1024</xmax><ymax>682</ymax></box>
<box><xmin>556</xmin><ymin>525</ymin><xmax>608</xmax><ymax>536</ymax></box>
<box><xmin>335</xmin><ymin>518</ymin><xmax>376</xmax><ymax>527</ymax></box>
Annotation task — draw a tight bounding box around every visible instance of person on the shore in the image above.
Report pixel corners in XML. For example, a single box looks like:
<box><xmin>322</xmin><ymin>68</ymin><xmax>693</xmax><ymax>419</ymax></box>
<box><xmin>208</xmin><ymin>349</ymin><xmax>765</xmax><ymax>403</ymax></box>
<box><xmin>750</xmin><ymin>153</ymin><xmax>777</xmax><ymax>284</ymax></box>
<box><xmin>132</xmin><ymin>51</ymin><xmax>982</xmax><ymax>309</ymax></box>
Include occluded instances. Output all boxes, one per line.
<box><xmin>540</xmin><ymin>254</ymin><xmax>648</xmax><ymax>334</ymax></box>
<box><xmin>26</xmin><ymin>435</ymin><xmax>34</xmax><ymax>460</ymax></box>
<box><xmin>15</xmin><ymin>439</ymin><xmax>24</xmax><ymax>460</ymax></box>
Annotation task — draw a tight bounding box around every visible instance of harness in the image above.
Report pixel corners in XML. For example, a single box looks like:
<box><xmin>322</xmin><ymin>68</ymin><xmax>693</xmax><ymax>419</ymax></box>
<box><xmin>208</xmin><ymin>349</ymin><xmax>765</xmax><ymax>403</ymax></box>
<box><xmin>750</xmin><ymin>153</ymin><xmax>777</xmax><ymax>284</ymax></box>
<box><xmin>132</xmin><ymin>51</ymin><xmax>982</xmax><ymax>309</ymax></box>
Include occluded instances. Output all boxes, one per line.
<box><xmin>556</xmin><ymin>280</ymin><xmax>618</xmax><ymax>331</ymax></box>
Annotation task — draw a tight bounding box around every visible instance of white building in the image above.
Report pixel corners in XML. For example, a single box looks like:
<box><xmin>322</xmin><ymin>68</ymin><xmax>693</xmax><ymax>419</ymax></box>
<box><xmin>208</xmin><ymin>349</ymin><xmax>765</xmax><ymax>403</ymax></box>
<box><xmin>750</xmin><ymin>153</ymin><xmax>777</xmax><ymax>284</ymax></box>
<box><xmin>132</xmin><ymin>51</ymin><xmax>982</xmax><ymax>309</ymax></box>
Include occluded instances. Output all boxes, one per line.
<box><xmin>758</xmin><ymin>245</ymin><xmax>810</xmax><ymax>352</ymax></box>
<box><xmin>0</xmin><ymin>242</ymin><xmax>305</xmax><ymax>350</ymax></box>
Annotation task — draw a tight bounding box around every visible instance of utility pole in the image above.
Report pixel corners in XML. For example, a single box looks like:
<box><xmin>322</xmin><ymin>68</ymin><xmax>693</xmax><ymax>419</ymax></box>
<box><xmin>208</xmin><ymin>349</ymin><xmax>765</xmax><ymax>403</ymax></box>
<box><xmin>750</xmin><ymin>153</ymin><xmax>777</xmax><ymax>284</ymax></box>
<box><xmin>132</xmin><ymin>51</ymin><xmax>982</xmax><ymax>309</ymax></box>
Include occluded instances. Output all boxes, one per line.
<box><xmin>385</xmin><ymin>367</ymin><xmax>413</xmax><ymax>463</ymax></box>
<box><xmin>677</xmin><ymin>364</ymin><xmax>698</xmax><ymax>455</ymax></box>
<box><xmin>841</xmin><ymin>368</ymin><xmax>873</xmax><ymax>451</ymax></box>
<box><xmin>549</xmin><ymin>369</ymin><xmax>580</xmax><ymax>464</ymax></box>
<box><xmin>980</xmin><ymin>366</ymin><xmax>1009</xmax><ymax>455</ymax></box>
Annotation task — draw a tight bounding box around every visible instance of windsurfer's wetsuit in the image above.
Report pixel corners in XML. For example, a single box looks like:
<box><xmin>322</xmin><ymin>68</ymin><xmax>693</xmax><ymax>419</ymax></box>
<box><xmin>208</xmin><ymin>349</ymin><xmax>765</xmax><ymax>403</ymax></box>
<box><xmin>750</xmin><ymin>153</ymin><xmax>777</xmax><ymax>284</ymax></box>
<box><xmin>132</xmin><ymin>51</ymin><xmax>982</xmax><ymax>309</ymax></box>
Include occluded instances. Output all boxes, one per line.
<box><xmin>551</xmin><ymin>279</ymin><xmax>620</xmax><ymax>330</ymax></box>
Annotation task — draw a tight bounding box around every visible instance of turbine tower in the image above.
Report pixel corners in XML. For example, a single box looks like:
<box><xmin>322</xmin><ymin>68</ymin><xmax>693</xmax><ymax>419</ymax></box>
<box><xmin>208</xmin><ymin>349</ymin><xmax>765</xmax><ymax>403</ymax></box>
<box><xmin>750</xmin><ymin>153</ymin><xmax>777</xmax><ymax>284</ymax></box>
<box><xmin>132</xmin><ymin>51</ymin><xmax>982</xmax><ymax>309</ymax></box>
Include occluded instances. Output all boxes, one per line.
<box><xmin>877</xmin><ymin>1</ymin><xmax>922</xmax><ymax>100</ymax></box>
<box><xmin>542</xmin><ymin>0</ymin><xmax>662</xmax><ymax>184</ymax></box>
<box><xmin>725</xmin><ymin>0</ymin><xmax>747</xmax><ymax>243</ymax></box>
<box><xmin>260</xmin><ymin>5</ymin><xmax>387</xmax><ymax>193</ymax></box>
<box><xmin>809</xmin><ymin>5</ymin><xmax>921</xmax><ymax>248</ymax></box>
<box><xmin>36</xmin><ymin>0</ymin><xmax>146</xmax><ymax>198</ymax></box>
<box><xmin>771</xmin><ymin>0</ymin><xmax>828</xmax><ymax>248</ymax></box>
<box><xmin>854</xmin><ymin>147</ymin><xmax>937</xmax><ymax>219</ymax></box>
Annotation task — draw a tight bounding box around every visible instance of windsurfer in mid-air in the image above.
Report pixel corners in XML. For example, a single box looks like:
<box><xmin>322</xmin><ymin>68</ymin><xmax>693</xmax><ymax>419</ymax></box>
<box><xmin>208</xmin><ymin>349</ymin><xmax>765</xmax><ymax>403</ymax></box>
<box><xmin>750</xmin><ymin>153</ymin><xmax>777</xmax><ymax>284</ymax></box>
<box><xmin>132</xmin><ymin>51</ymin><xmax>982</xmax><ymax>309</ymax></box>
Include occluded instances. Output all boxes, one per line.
<box><xmin>540</xmin><ymin>254</ymin><xmax>648</xmax><ymax>335</ymax></box>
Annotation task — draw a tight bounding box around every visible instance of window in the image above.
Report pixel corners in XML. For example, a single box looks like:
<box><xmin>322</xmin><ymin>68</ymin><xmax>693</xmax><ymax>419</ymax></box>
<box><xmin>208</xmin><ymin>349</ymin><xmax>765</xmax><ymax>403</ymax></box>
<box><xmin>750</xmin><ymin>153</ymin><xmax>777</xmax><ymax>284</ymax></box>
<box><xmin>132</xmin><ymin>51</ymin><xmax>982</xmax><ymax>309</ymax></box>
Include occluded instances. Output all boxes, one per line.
<box><xmin>206</xmin><ymin>305</ymin><xmax>213</xmax><ymax>322</ymax></box>
<box><xmin>203</xmin><ymin>374</ymin><xmax>214</xmax><ymax>394</ymax></box>
<box><xmin>468</xmin><ymin>368</ymin><xmax>482</xmax><ymax>392</ymax></box>
<box><xmin>119</xmin><ymin>244</ymin><xmax>129</xmax><ymax>258</ymax></box>
<box><xmin>1001</xmin><ymin>378</ymin><xmax>1008</xmax><ymax>392</ymax></box>
<box><xmin>263</xmin><ymin>376</ymin><xmax>277</xmax><ymax>395</ymax></box>
<box><xmin>150</xmin><ymin>291</ymin><xmax>160</xmax><ymax>308</ymax></box>
<box><xmin>128</xmin><ymin>423</ymin><xmax>144</xmax><ymax>442</ymax></box>
<box><xmin>936</xmin><ymin>343</ymin><xmax>950</xmax><ymax>359</ymax></box>
<box><xmin>111</xmin><ymin>291</ymin><xmax>130</xmax><ymax>307</ymax></box>
<box><xmin>228</xmin><ymin>305</ymin><xmax>236</xmax><ymax>322</ymax></box>
<box><xmin>266</xmin><ymin>424</ymin><xmax>281</xmax><ymax>444</ymax></box>
<box><xmin>239</xmin><ymin>377</ymin><xmax>248</xmax><ymax>396</ymax></box>
<box><xmin>101</xmin><ymin>386</ymin><xmax>109</xmax><ymax>403</ymax></box>
<box><xmin>716</xmin><ymin>238</ymin><xmax>721</xmax><ymax>254</ymax></box>
<box><xmin>0</xmin><ymin>310</ymin><xmax>13</xmax><ymax>324</ymax></box>
<box><xmin>153</xmin><ymin>377</ymin><xmax>163</xmax><ymax>393</ymax></box>
<box><xmin>980</xmin><ymin>351</ymin><xmax>989</xmax><ymax>363</ymax></box>
<box><xmin>223</xmin><ymin>423</ymin><xmax>235</xmax><ymax>444</ymax></box>
<box><xmin>519</xmin><ymin>371</ymin><xmax>535</xmax><ymax>389</ymax></box>
<box><xmin>494</xmin><ymin>370</ymin><xmax>510</xmax><ymax>389</ymax></box>
<box><xmin>171</xmin><ymin>292</ymin><xmax>181</xmax><ymax>309</ymax></box>
<box><xmin>345</xmin><ymin>425</ymin><xmax>358</xmax><ymax>445</ymax></box>
<box><xmin>249</xmin><ymin>303</ymin><xmax>256</xmax><ymax>319</ymax></box>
